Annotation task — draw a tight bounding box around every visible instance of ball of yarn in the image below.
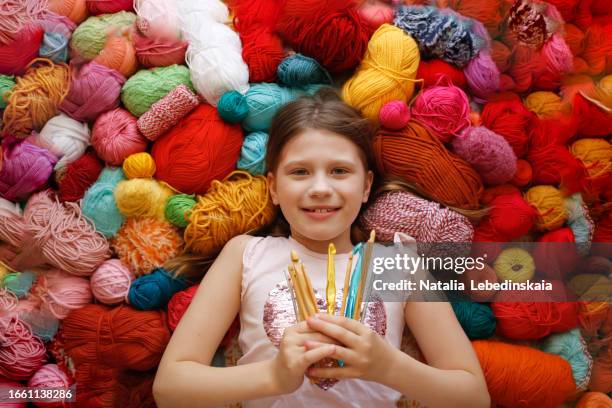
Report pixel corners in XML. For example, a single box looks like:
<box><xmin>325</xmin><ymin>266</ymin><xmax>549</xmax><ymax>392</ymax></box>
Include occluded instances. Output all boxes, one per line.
<box><xmin>0</xmin><ymin>377</ymin><xmax>26</xmax><ymax>407</ymax></box>
<box><xmin>464</xmin><ymin>51</ymin><xmax>500</xmax><ymax>102</ymax></box>
<box><xmin>0</xmin><ymin>136</ymin><xmax>57</xmax><ymax>201</ymax></box>
<box><xmin>473</xmin><ymin>340</ymin><xmax>576</xmax><ymax>408</ymax></box>
<box><xmin>32</xmin><ymin>268</ymin><xmax>92</xmax><ymax>319</ymax></box>
<box><xmin>416</xmin><ymin>59</ymin><xmax>467</xmax><ymax>89</ymax></box>
<box><xmin>133</xmin><ymin>0</ymin><xmax>183</xmax><ymax>40</ymax></box>
<box><xmin>533</xmin><ymin>228</ymin><xmax>579</xmax><ymax>280</ymax></box>
<box><xmin>39</xmin><ymin>31</ymin><xmax>70</xmax><ymax>63</ymax></box>
<box><xmin>524</xmin><ymin>185</ymin><xmax>568</xmax><ymax>231</ymax></box>
<box><xmin>48</xmin><ymin>0</ymin><xmax>88</xmax><ymax>24</ymax></box>
<box><xmin>0</xmin><ymin>197</ymin><xmax>22</xmax><ymax>215</ymax></box>
<box><xmin>133</xmin><ymin>29</ymin><xmax>187</xmax><ymax>68</ymax></box>
<box><xmin>491</xmin><ymin>300</ymin><xmax>578</xmax><ymax>340</ymax></box>
<box><xmin>452</xmin><ymin>126</ymin><xmax>517</xmax><ymax>186</ymax></box>
<box><xmin>0</xmin><ymin>75</ymin><xmax>15</xmax><ymax>109</ymax></box>
<box><xmin>122</xmin><ymin>152</ymin><xmax>156</xmax><ymax>179</ymax></box>
<box><xmin>342</xmin><ymin>24</ymin><xmax>419</xmax><ymax>121</ymax></box>
<box><xmin>128</xmin><ymin>267</ymin><xmax>188</xmax><ymax>310</ymax></box>
<box><xmin>379</xmin><ymin>100</ymin><xmax>411</xmax><ymax>130</ymax></box>
<box><xmin>152</xmin><ymin>104</ymin><xmax>243</xmax><ymax>195</ymax></box>
<box><xmin>165</xmin><ymin>194</ymin><xmax>196</xmax><ymax>228</ymax></box>
<box><xmin>3</xmin><ymin>271</ymin><xmax>36</xmax><ymax>298</ymax></box>
<box><xmin>184</xmin><ymin>171</ymin><xmax>276</xmax><ymax>256</ymax></box>
<box><xmin>28</xmin><ymin>364</ymin><xmax>72</xmax><ymax>408</ymax></box>
<box><xmin>576</xmin><ymin>392</ymin><xmax>612</xmax><ymax>407</ymax></box>
<box><xmin>86</xmin><ymin>0</ymin><xmax>133</xmax><ymax>15</ymax></box>
<box><xmin>451</xmin><ymin>302</ymin><xmax>496</xmax><ymax>339</ymax></box>
<box><xmin>524</xmin><ymin>91</ymin><xmax>570</xmax><ymax>118</ymax></box>
<box><xmin>358</xmin><ymin>0</ymin><xmax>394</xmax><ymax>30</ymax></box>
<box><xmin>0</xmin><ymin>24</ymin><xmax>44</xmax><ymax>76</ymax></box>
<box><xmin>493</xmin><ymin>247</ymin><xmax>535</xmax><ymax>283</ymax></box>
<box><xmin>277</xmin><ymin>0</ymin><xmax>371</xmax><ymax>73</ymax></box>
<box><xmin>90</xmin><ymin>258</ymin><xmax>134</xmax><ymax>305</ymax></box>
<box><xmin>569</xmin><ymin>274</ymin><xmax>612</xmax><ymax>302</ymax></box>
<box><xmin>475</xmin><ymin>192</ymin><xmax>536</xmax><ymax>241</ymax></box>
<box><xmin>411</xmin><ymin>82</ymin><xmax>471</xmax><ymax>142</ymax></box>
<box><xmin>121</xmin><ymin>64</ymin><xmax>193</xmax><ymax>117</ymax></box>
<box><xmin>511</xmin><ymin>159</ymin><xmax>532</xmax><ymax>186</ymax></box>
<box><xmin>114</xmin><ymin>178</ymin><xmax>173</xmax><ymax>220</ymax></box>
<box><xmin>237</xmin><ymin>131</ymin><xmax>269</xmax><ymax>176</ymax></box>
<box><xmin>93</xmin><ymin>31</ymin><xmax>138</xmax><ymax>78</ymax></box>
<box><xmin>34</xmin><ymin>113</ymin><xmax>90</xmax><ymax>170</ymax></box>
<box><xmin>60</xmin><ymin>61</ymin><xmax>126</xmax><ymax>123</ymax></box>
<box><xmin>217</xmin><ymin>90</ymin><xmax>249</xmax><ymax>124</ymax></box>
<box><xmin>565</xmin><ymin>193</ymin><xmax>595</xmax><ymax>256</ymax></box>
<box><xmin>540</xmin><ymin>328</ymin><xmax>592</xmax><ymax>391</ymax></box>
<box><xmin>91</xmin><ymin>108</ymin><xmax>148</xmax><ymax>165</ymax></box>
<box><xmin>81</xmin><ymin>166</ymin><xmax>126</xmax><ymax>237</ymax></box>
<box><xmin>0</xmin><ymin>315</ymin><xmax>46</xmax><ymax>380</ymax></box>
<box><xmin>112</xmin><ymin>217</ymin><xmax>184</xmax><ymax>275</ymax></box>
<box><xmin>70</xmin><ymin>11</ymin><xmax>136</xmax><ymax>60</ymax></box>
<box><xmin>480</xmin><ymin>98</ymin><xmax>535</xmax><ymax>158</ymax></box>
<box><xmin>589</xmin><ymin>345</ymin><xmax>612</xmax><ymax>393</ymax></box>
<box><xmin>167</xmin><ymin>284</ymin><xmax>198</xmax><ymax>330</ymax></box>
<box><xmin>2</xmin><ymin>58</ymin><xmax>70</xmax><ymax>137</ymax></box>
<box><xmin>490</xmin><ymin>40</ymin><xmax>512</xmax><ymax>72</ymax></box>
<box><xmin>459</xmin><ymin>264</ymin><xmax>499</xmax><ymax>301</ymax></box>
<box><xmin>277</xmin><ymin>53</ymin><xmax>333</xmax><ymax>86</ymax></box>
<box><xmin>373</xmin><ymin>121</ymin><xmax>483</xmax><ymax>209</ymax></box>
<box><xmin>570</xmin><ymin>138</ymin><xmax>612</xmax><ymax>188</ymax></box>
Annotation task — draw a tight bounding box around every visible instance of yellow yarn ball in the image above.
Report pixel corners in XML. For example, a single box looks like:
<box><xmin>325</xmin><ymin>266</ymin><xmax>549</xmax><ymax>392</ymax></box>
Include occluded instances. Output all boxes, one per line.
<box><xmin>184</xmin><ymin>171</ymin><xmax>276</xmax><ymax>257</ymax></box>
<box><xmin>0</xmin><ymin>262</ymin><xmax>13</xmax><ymax>285</ymax></box>
<box><xmin>342</xmin><ymin>24</ymin><xmax>419</xmax><ymax>121</ymax></box>
<box><xmin>524</xmin><ymin>91</ymin><xmax>570</xmax><ymax>118</ymax></box>
<box><xmin>570</xmin><ymin>139</ymin><xmax>612</xmax><ymax>179</ymax></box>
<box><xmin>123</xmin><ymin>152</ymin><xmax>157</xmax><ymax>179</ymax></box>
<box><xmin>493</xmin><ymin>247</ymin><xmax>535</xmax><ymax>283</ymax></box>
<box><xmin>524</xmin><ymin>185</ymin><xmax>568</xmax><ymax>231</ymax></box>
<box><xmin>568</xmin><ymin>273</ymin><xmax>612</xmax><ymax>302</ymax></box>
<box><xmin>114</xmin><ymin>178</ymin><xmax>173</xmax><ymax>220</ymax></box>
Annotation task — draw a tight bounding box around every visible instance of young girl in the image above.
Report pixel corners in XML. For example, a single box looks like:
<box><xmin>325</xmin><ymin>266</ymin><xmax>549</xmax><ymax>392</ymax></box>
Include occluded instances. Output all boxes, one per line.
<box><xmin>153</xmin><ymin>89</ymin><xmax>490</xmax><ymax>408</ymax></box>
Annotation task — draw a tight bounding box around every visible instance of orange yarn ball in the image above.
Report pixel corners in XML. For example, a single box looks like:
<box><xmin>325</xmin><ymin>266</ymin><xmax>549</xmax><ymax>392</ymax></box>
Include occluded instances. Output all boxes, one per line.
<box><xmin>111</xmin><ymin>217</ymin><xmax>184</xmax><ymax>276</ymax></box>
<box><xmin>589</xmin><ymin>346</ymin><xmax>612</xmax><ymax>393</ymax></box>
<box><xmin>47</xmin><ymin>0</ymin><xmax>89</xmax><ymax>24</ymax></box>
<box><xmin>511</xmin><ymin>159</ymin><xmax>532</xmax><ymax>187</ymax></box>
<box><xmin>576</xmin><ymin>392</ymin><xmax>612</xmax><ymax>408</ymax></box>
<box><xmin>93</xmin><ymin>32</ymin><xmax>138</xmax><ymax>78</ymax></box>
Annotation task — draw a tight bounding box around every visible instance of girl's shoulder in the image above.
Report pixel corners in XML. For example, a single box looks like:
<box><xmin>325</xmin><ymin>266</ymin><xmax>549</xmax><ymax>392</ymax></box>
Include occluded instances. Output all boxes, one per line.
<box><xmin>242</xmin><ymin>235</ymin><xmax>291</xmax><ymax>268</ymax></box>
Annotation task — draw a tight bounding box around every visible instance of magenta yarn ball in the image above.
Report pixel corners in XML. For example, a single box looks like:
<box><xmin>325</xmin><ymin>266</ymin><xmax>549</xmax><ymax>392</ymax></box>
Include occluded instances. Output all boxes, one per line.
<box><xmin>379</xmin><ymin>100</ymin><xmax>411</xmax><ymax>130</ymax></box>
<box><xmin>90</xmin><ymin>258</ymin><xmax>134</xmax><ymax>304</ymax></box>
<box><xmin>91</xmin><ymin>108</ymin><xmax>149</xmax><ymax>165</ymax></box>
<box><xmin>28</xmin><ymin>364</ymin><xmax>72</xmax><ymax>408</ymax></box>
<box><xmin>452</xmin><ymin>126</ymin><xmax>517</xmax><ymax>186</ymax></box>
<box><xmin>60</xmin><ymin>61</ymin><xmax>126</xmax><ymax>122</ymax></box>
<box><xmin>0</xmin><ymin>136</ymin><xmax>57</xmax><ymax>201</ymax></box>
<box><xmin>464</xmin><ymin>51</ymin><xmax>500</xmax><ymax>103</ymax></box>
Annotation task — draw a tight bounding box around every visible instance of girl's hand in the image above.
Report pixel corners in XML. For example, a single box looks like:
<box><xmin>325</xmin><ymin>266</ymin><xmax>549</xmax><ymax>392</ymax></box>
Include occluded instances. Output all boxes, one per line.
<box><xmin>304</xmin><ymin>313</ymin><xmax>396</xmax><ymax>383</ymax></box>
<box><xmin>271</xmin><ymin>320</ymin><xmax>338</xmax><ymax>394</ymax></box>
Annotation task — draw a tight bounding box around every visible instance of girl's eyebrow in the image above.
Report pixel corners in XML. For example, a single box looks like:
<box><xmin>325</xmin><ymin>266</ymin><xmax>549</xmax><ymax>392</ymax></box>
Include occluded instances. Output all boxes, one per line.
<box><xmin>283</xmin><ymin>159</ymin><xmax>357</xmax><ymax>168</ymax></box>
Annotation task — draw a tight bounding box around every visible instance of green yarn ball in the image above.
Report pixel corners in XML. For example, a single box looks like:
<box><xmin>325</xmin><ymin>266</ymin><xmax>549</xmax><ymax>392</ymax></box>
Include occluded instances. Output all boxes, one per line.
<box><xmin>451</xmin><ymin>302</ymin><xmax>496</xmax><ymax>339</ymax></box>
<box><xmin>4</xmin><ymin>271</ymin><xmax>36</xmax><ymax>299</ymax></box>
<box><xmin>121</xmin><ymin>65</ymin><xmax>194</xmax><ymax>117</ymax></box>
<box><xmin>70</xmin><ymin>11</ymin><xmax>137</xmax><ymax>60</ymax></box>
<box><xmin>218</xmin><ymin>90</ymin><xmax>249</xmax><ymax>123</ymax></box>
<box><xmin>165</xmin><ymin>194</ymin><xmax>197</xmax><ymax>228</ymax></box>
<box><xmin>0</xmin><ymin>75</ymin><xmax>15</xmax><ymax>109</ymax></box>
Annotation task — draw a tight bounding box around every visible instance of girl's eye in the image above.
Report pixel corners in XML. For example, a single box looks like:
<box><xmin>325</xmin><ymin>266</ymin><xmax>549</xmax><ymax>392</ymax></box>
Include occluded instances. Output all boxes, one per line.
<box><xmin>290</xmin><ymin>169</ymin><xmax>308</xmax><ymax>176</ymax></box>
<box><xmin>332</xmin><ymin>168</ymin><xmax>349</xmax><ymax>175</ymax></box>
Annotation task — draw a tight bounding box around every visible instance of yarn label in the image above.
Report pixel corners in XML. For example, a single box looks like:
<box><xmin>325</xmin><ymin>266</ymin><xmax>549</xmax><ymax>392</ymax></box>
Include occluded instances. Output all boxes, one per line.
<box><xmin>0</xmin><ymin>386</ymin><xmax>76</xmax><ymax>403</ymax></box>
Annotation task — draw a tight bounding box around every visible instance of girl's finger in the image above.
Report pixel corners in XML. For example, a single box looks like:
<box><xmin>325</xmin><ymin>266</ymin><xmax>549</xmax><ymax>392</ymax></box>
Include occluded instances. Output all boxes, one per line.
<box><xmin>303</xmin><ymin>340</ymin><xmax>358</xmax><ymax>363</ymax></box>
<box><xmin>314</xmin><ymin>313</ymin><xmax>369</xmax><ymax>335</ymax></box>
<box><xmin>296</xmin><ymin>332</ymin><xmax>339</xmax><ymax>346</ymax></box>
<box><xmin>301</xmin><ymin>344</ymin><xmax>336</xmax><ymax>367</ymax></box>
<box><xmin>306</xmin><ymin>316</ymin><xmax>360</xmax><ymax>348</ymax></box>
<box><xmin>307</xmin><ymin>367</ymin><xmax>354</xmax><ymax>380</ymax></box>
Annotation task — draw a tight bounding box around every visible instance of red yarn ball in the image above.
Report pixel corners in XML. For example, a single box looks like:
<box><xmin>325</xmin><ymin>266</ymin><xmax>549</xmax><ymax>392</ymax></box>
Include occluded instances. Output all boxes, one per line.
<box><xmin>57</xmin><ymin>150</ymin><xmax>103</xmax><ymax>202</ymax></box>
<box><xmin>379</xmin><ymin>100</ymin><xmax>410</xmax><ymax>130</ymax></box>
<box><xmin>417</xmin><ymin>59</ymin><xmax>467</xmax><ymax>90</ymax></box>
<box><xmin>152</xmin><ymin>104</ymin><xmax>243</xmax><ymax>195</ymax></box>
<box><xmin>91</xmin><ymin>108</ymin><xmax>149</xmax><ymax>166</ymax></box>
<box><xmin>481</xmin><ymin>98</ymin><xmax>535</xmax><ymax>158</ymax></box>
<box><xmin>510</xmin><ymin>158</ymin><xmax>532</xmax><ymax>187</ymax></box>
<box><xmin>477</xmin><ymin>192</ymin><xmax>537</xmax><ymax>241</ymax></box>
<box><xmin>533</xmin><ymin>228</ymin><xmax>579</xmax><ymax>279</ymax></box>
<box><xmin>240</xmin><ymin>27</ymin><xmax>284</xmax><ymax>82</ymax></box>
<box><xmin>86</xmin><ymin>0</ymin><xmax>133</xmax><ymax>14</ymax></box>
<box><xmin>572</xmin><ymin>93</ymin><xmax>612</xmax><ymax>138</ymax></box>
<box><xmin>0</xmin><ymin>24</ymin><xmax>44</xmax><ymax>76</ymax></box>
<box><xmin>133</xmin><ymin>29</ymin><xmax>188</xmax><ymax>68</ymax></box>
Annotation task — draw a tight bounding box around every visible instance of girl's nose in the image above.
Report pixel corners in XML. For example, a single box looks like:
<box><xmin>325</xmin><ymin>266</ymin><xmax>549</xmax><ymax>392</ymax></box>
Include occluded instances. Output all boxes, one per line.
<box><xmin>307</xmin><ymin>174</ymin><xmax>333</xmax><ymax>198</ymax></box>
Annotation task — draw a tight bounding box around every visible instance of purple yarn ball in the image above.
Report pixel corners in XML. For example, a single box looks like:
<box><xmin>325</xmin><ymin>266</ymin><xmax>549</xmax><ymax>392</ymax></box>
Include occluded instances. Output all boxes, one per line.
<box><xmin>60</xmin><ymin>60</ymin><xmax>126</xmax><ymax>122</ymax></box>
<box><xmin>0</xmin><ymin>136</ymin><xmax>57</xmax><ymax>201</ymax></box>
<box><xmin>464</xmin><ymin>51</ymin><xmax>500</xmax><ymax>103</ymax></box>
<box><xmin>452</xmin><ymin>126</ymin><xmax>517</xmax><ymax>186</ymax></box>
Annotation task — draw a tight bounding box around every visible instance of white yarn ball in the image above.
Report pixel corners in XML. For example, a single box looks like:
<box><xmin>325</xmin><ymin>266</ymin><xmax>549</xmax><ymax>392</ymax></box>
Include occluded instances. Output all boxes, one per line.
<box><xmin>0</xmin><ymin>198</ymin><xmax>22</xmax><ymax>215</ymax></box>
<box><xmin>35</xmin><ymin>113</ymin><xmax>90</xmax><ymax>171</ymax></box>
<box><xmin>177</xmin><ymin>0</ymin><xmax>229</xmax><ymax>24</ymax></box>
<box><xmin>134</xmin><ymin>0</ymin><xmax>182</xmax><ymax>40</ymax></box>
<box><xmin>90</xmin><ymin>259</ymin><xmax>134</xmax><ymax>305</ymax></box>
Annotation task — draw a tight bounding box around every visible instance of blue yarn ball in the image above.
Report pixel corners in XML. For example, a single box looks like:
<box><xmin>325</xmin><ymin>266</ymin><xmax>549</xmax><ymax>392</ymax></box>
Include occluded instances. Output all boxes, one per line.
<box><xmin>39</xmin><ymin>32</ymin><xmax>70</xmax><ymax>63</ymax></box>
<box><xmin>3</xmin><ymin>271</ymin><xmax>36</xmax><ymax>298</ymax></box>
<box><xmin>237</xmin><ymin>131</ymin><xmax>269</xmax><ymax>176</ymax></box>
<box><xmin>539</xmin><ymin>328</ymin><xmax>593</xmax><ymax>391</ymax></box>
<box><xmin>20</xmin><ymin>308</ymin><xmax>60</xmax><ymax>342</ymax></box>
<box><xmin>82</xmin><ymin>167</ymin><xmax>125</xmax><ymax>237</ymax></box>
<box><xmin>451</xmin><ymin>302</ymin><xmax>496</xmax><ymax>339</ymax></box>
<box><xmin>218</xmin><ymin>90</ymin><xmax>249</xmax><ymax>123</ymax></box>
<box><xmin>128</xmin><ymin>268</ymin><xmax>189</xmax><ymax>310</ymax></box>
<box><xmin>277</xmin><ymin>54</ymin><xmax>332</xmax><ymax>87</ymax></box>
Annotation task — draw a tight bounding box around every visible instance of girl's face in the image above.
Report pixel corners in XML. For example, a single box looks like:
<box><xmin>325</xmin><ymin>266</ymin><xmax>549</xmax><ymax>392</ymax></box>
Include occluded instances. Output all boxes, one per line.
<box><xmin>267</xmin><ymin>129</ymin><xmax>373</xmax><ymax>253</ymax></box>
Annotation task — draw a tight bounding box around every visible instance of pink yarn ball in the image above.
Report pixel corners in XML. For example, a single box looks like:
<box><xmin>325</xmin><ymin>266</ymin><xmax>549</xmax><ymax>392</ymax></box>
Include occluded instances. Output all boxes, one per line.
<box><xmin>0</xmin><ymin>377</ymin><xmax>26</xmax><ymax>407</ymax></box>
<box><xmin>464</xmin><ymin>51</ymin><xmax>500</xmax><ymax>103</ymax></box>
<box><xmin>0</xmin><ymin>136</ymin><xmax>57</xmax><ymax>201</ymax></box>
<box><xmin>411</xmin><ymin>81</ymin><xmax>471</xmax><ymax>142</ymax></box>
<box><xmin>542</xmin><ymin>33</ymin><xmax>573</xmax><ymax>75</ymax></box>
<box><xmin>452</xmin><ymin>126</ymin><xmax>517</xmax><ymax>186</ymax></box>
<box><xmin>91</xmin><ymin>108</ymin><xmax>148</xmax><ymax>165</ymax></box>
<box><xmin>379</xmin><ymin>100</ymin><xmax>411</xmax><ymax>130</ymax></box>
<box><xmin>90</xmin><ymin>258</ymin><xmax>134</xmax><ymax>305</ymax></box>
<box><xmin>60</xmin><ymin>61</ymin><xmax>126</xmax><ymax>122</ymax></box>
<box><xmin>358</xmin><ymin>0</ymin><xmax>394</xmax><ymax>30</ymax></box>
<box><xmin>33</xmin><ymin>269</ymin><xmax>92</xmax><ymax>320</ymax></box>
<box><xmin>28</xmin><ymin>364</ymin><xmax>72</xmax><ymax>408</ymax></box>
<box><xmin>0</xmin><ymin>315</ymin><xmax>46</xmax><ymax>381</ymax></box>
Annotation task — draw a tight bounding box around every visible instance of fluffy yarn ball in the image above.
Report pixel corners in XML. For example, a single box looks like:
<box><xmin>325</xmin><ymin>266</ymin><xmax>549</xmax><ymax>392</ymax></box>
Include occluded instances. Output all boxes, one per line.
<box><xmin>493</xmin><ymin>247</ymin><xmax>535</xmax><ymax>283</ymax></box>
<box><xmin>451</xmin><ymin>126</ymin><xmax>517</xmax><ymax>186</ymax></box>
<box><xmin>122</xmin><ymin>152</ymin><xmax>156</xmax><ymax>179</ymax></box>
<box><xmin>114</xmin><ymin>178</ymin><xmax>173</xmax><ymax>220</ymax></box>
<box><xmin>237</xmin><ymin>131</ymin><xmax>269</xmax><ymax>176</ymax></box>
<box><xmin>33</xmin><ymin>113</ymin><xmax>90</xmax><ymax>170</ymax></box>
<box><xmin>165</xmin><ymin>194</ymin><xmax>196</xmax><ymax>228</ymax></box>
<box><xmin>524</xmin><ymin>185</ymin><xmax>568</xmax><ymax>231</ymax></box>
<box><xmin>379</xmin><ymin>100</ymin><xmax>411</xmax><ymax>130</ymax></box>
<box><xmin>90</xmin><ymin>258</ymin><xmax>134</xmax><ymax>305</ymax></box>
<box><xmin>112</xmin><ymin>217</ymin><xmax>184</xmax><ymax>276</ymax></box>
<box><xmin>81</xmin><ymin>166</ymin><xmax>126</xmax><ymax>237</ymax></box>
<box><xmin>128</xmin><ymin>267</ymin><xmax>189</xmax><ymax>310</ymax></box>
<box><xmin>91</xmin><ymin>108</ymin><xmax>148</xmax><ymax>166</ymax></box>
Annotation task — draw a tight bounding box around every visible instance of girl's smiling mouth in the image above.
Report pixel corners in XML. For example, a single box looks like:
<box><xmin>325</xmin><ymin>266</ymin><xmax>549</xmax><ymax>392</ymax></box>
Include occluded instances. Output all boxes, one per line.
<box><xmin>302</xmin><ymin>206</ymin><xmax>341</xmax><ymax>220</ymax></box>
